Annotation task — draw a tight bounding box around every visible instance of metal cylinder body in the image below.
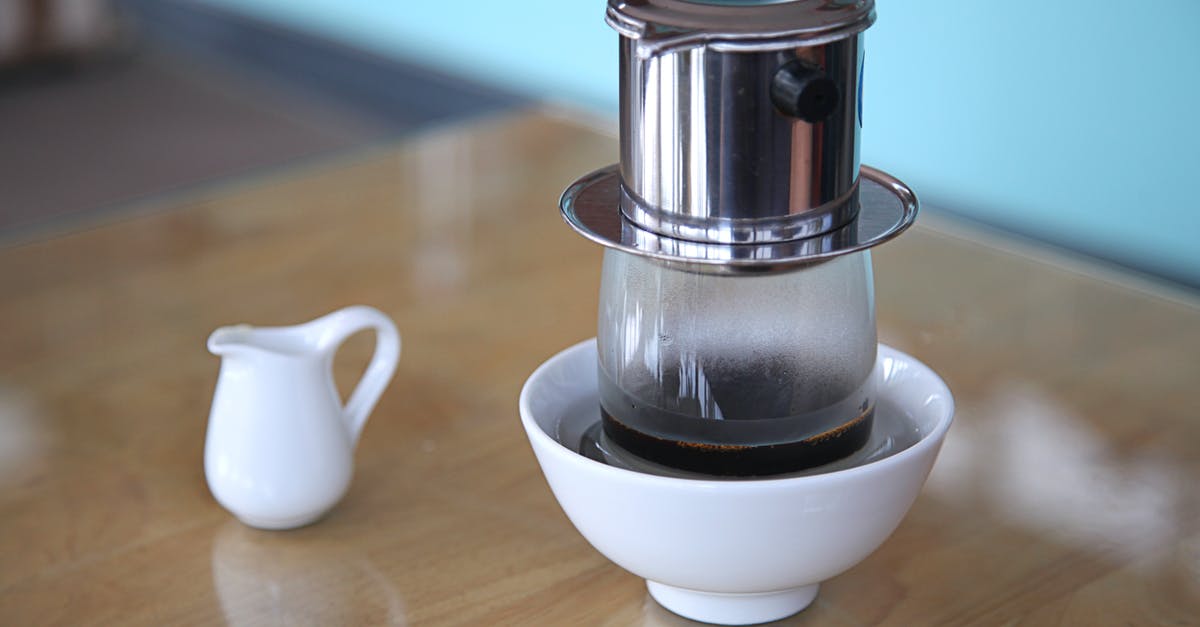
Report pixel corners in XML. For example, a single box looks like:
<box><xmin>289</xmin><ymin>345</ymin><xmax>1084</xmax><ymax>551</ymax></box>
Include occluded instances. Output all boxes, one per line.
<box><xmin>619</xmin><ymin>34</ymin><xmax>863</xmax><ymax>244</ymax></box>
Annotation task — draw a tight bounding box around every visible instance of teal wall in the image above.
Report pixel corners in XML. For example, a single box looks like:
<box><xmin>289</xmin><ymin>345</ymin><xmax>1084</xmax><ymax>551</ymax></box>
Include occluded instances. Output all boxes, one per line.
<box><xmin>198</xmin><ymin>0</ymin><xmax>1200</xmax><ymax>286</ymax></box>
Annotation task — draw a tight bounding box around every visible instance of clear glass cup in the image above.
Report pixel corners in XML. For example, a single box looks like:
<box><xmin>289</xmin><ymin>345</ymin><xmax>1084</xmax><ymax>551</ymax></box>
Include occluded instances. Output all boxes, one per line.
<box><xmin>596</xmin><ymin>249</ymin><xmax>877</xmax><ymax>475</ymax></box>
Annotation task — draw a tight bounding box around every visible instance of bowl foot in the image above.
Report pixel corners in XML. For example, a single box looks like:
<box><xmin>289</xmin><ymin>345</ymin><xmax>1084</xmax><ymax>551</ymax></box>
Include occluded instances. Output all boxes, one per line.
<box><xmin>646</xmin><ymin>581</ymin><xmax>819</xmax><ymax>625</ymax></box>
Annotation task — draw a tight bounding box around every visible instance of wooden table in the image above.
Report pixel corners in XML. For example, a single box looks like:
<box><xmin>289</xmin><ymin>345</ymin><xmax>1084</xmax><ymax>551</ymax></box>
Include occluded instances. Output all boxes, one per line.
<box><xmin>2</xmin><ymin>110</ymin><xmax>1198</xmax><ymax>626</ymax></box>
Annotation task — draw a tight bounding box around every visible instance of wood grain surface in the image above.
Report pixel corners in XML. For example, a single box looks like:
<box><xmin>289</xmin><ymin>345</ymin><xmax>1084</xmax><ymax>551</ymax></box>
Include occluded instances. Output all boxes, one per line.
<box><xmin>1</xmin><ymin>110</ymin><xmax>1197</xmax><ymax>626</ymax></box>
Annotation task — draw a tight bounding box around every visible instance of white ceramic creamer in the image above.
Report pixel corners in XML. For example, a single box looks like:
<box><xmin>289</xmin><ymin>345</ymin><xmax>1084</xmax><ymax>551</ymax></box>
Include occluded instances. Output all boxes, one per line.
<box><xmin>204</xmin><ymin>306</ymin><xmax>400</xmax><ymax>530</ymax></box>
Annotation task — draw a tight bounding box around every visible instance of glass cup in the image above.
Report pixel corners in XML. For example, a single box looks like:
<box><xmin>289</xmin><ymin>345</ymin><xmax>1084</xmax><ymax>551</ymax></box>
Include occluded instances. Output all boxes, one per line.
<box><xmin>596</xmin><ymin>249</ymin><xmax>877</xmax><ymax>475</ymax></box>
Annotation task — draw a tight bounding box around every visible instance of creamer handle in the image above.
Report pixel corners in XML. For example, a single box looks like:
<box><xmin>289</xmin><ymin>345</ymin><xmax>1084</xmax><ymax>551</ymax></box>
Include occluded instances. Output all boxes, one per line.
<box><xmin>316</xmin><ymin>306</ymin><xmax>401</xmax><ymax>444</ymax></box>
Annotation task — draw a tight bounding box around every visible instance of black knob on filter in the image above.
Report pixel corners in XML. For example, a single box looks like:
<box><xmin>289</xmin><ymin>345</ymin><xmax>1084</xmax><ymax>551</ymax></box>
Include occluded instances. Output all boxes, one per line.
<box><xmin>770</xmin><ymin>60</ymin><xmax>840</xmax><ymax>122</ymax></box>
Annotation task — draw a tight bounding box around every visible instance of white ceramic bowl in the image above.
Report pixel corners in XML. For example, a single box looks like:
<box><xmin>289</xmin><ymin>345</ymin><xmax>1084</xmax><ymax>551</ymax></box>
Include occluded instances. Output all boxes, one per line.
<box><xmin>520</xmin><ymin>339</ymin><xmax>954</xmax><ymax>625</ymax></box>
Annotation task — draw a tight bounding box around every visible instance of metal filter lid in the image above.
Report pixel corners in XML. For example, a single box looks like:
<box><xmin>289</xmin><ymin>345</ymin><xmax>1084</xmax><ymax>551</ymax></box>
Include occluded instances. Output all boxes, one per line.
<box><xmin>607</xmin><ymin>0</ymin><xmax>876</xmax><ymax>53</ymax></box>
<box><xmin>561</xmin><ymin>0</ymin><xmax>917</xmax><ymax>273</ymax></box>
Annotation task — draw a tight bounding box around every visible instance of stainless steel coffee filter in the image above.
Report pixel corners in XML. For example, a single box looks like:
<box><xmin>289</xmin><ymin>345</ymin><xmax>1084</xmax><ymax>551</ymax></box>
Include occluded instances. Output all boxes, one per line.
<box><xmin>562</xmin><ymin>0</ymin><xmax>916</xmax><ymax>273</ymax></box>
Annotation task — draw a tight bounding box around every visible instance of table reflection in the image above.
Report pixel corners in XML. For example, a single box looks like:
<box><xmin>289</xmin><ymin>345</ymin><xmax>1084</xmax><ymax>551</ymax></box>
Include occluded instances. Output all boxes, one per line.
<box><xmin>0</xmin><ymin>384</ymin><xmax>44</xmax><ymax>487</ymax></box>
<box><xmin>211</xmin><ymin>520</ymin><xmax>406</xmax><ymax>626</ymax></box>
<box><xmin>926</xmin><ymin>380</ymin><xmax>1182</xmax><ymax>562</ymax></box>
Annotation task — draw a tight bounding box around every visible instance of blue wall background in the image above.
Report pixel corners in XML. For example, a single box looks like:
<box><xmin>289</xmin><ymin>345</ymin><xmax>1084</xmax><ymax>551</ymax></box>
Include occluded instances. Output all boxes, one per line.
<box><xmin>198</xmin><ymin>0</ymin><xmax>1200</xmax><ymax>287</ymax></box>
